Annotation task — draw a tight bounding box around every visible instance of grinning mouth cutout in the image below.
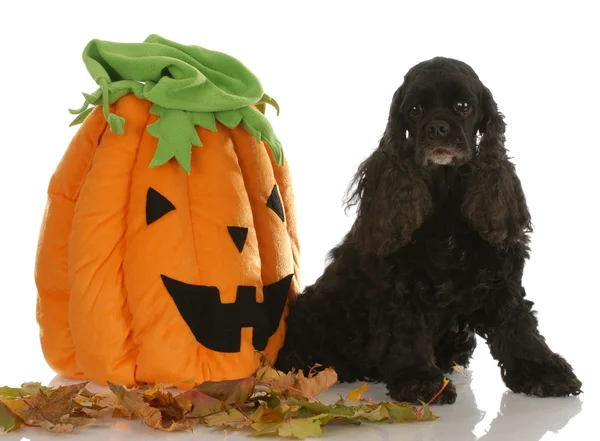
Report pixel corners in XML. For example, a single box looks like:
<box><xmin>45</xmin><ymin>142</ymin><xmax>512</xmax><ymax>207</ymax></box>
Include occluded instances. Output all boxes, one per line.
<box><xmin>161</xmin><ymin>273</ymin><xmax>293</xmax><ymax>353</ymax></box>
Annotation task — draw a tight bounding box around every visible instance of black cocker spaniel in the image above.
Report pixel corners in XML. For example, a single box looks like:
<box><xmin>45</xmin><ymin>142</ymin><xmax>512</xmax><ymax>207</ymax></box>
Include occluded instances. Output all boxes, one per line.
<box><xmin>276</xmin><ymin>57</ymin><xmax>582</xmax><ymax>404</ymax></box>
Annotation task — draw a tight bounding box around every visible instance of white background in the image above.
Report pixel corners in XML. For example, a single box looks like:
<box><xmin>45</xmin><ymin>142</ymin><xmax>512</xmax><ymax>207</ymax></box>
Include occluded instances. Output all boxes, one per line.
<box><xmin>0</xmin><ymin>1</ymin><xmax>598</xmax><ymax>440</ymax></box>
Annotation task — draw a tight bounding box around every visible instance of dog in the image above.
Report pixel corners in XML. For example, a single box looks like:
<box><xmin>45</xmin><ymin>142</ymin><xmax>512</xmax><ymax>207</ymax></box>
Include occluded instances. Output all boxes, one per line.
<box><xmin>275</xmin><ymin>57</ymin><xmax>582</xmax><ymax>404</ymax></box>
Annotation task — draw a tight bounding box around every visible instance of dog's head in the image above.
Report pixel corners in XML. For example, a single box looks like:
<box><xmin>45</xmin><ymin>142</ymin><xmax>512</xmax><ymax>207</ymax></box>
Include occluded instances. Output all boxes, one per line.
<box><xmin>385</xmin><ymin>57</ymin><xmax>503</xmax><ymax>167</ymax></box>
<box><xmin>347</xmin><ymin>57</ymin><xmax>530</xmax><ymax>254</ymax></box>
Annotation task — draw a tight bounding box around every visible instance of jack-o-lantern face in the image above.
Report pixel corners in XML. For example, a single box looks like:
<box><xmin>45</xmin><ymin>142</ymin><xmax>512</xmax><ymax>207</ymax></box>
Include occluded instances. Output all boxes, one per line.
<box><xmin>145</xmin><ymin>186</ymin><xmax>292</xmax><ymax>353</ymax></box>
<box><xmin>35</xmin><ymin>95</ymin><xmax>301</xmax><ymax>388</ymax></box>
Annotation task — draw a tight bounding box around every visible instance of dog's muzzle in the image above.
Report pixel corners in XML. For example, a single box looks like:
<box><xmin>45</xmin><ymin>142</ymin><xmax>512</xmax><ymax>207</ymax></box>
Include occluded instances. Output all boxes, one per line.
<box><xmin>421</xmin><ymin>145</ymin><xmax>466</xmax><ymax>167</ymax></box>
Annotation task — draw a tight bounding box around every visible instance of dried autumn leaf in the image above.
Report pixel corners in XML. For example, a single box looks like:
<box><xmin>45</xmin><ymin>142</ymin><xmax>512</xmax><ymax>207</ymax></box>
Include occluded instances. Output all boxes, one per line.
<box><xmin>418</xmin><ymin>401</ymin><xmax>437</xmax><ymax>420</ymax></box>
<box><xmin>0</xmin><ymin>396</ymin><xmax>28</xmax><ymax>420</ymax></box>
<box><xmin>290</xmin><ymin>369</ymin><xmax>338</xmax><ymax>399</ymax></box>
<box><xmin>452</xmin><ymin>361</ymin><xmax>467</xmax><ymax>377</ymax></box>
<box><xmin>385</xmin><ymin>402</ymin><xmax>437</xmax><ymax>422</ymax></box>
<box><xmin>2</xmin><ymin>383</ymin><xmax>96</xmax><ymax>434</ymax></box>
<box><xmin>0</xmin><ymin>382</ymin><xmax>53</xmax><ymax>398</ymax></box>
<box><xmin>250</xmin><ymin>401</ymin><xmax>286</xmax><ymax>424</ymax></box>
<box><xmin>193</xmin><ymin>377</ymin><xmax>256</xmax><ymax>405</ymax></box>
<box><xmin>257</xmin><ymin>364</ymin><xmax>338</xmax><ymax>400</ymax></box>
<box><xmin>0</xmin><ymin>401</ymin><xmax>20</xmax><ymax>433</ymax></box>
<box><xmin>72</xmin><ymin>393</ymin><xmax>111</xmax><ymax>418</ymax></box>
<box><xmin>138</xmin><ymin>379</ymin><xmax>194</xmax><ymax>398</ymax></box>
<box><xmin>203</xmin><ymin>408</ymin><xmax>251</xmax><ymax>429</ymax></box>
<box><xmin>0</xmin><ymin>361</ymin><xmax>441</xmax><ymax>437</ymax></box>
<box><xmin>278</xmin><ymin>417</ymin><xmax>324</xmax><ymax>439</ymax></box>
<box><xmin>256</xmin><ymin>363</ymin><xmax>286</xmax><ymax>384</ymax></box>
<box><xmin>346</xmin><ymin>383</ymin><xmax>369</xmax><ymax>404</ymax></box>
<box><xmin>107</xmin><ymin>382</ymin><xmax>189</xmax><ymax>432</ymax></box>
<box><xmin>353</xmin><ymin>403</ymin><xmax>390</xmax><ymax>422</ymax></box>
<box><xmin>250</xmin><ymin>420</ymin><xmax>282</xmax><ymax>437</ymax></box>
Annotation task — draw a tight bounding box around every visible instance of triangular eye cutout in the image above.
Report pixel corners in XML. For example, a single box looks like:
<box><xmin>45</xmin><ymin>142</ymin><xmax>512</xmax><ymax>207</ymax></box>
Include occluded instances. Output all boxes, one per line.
<box><xmin>266</xmin><ymin>184</ymin><xmax>285</xmax><ymax>222</ymax></box>
<box><xmin>146</xmin><ymin>187</ymin><xmax>175</xmax><ymax>225</ymax></box>
<box><xmin>227</xmin><ymin>226</ymin><xmax>248</xmax><ymax>253</ymax></box>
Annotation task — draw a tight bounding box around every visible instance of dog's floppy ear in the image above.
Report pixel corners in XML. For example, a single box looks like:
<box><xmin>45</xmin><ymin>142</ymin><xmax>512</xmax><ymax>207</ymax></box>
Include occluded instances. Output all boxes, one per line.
<box><xmin>382</xmin><ymin>85</ymin><xmax>408</xmax><ymax>147</ymax></box>
<box><xmin>461</xmin><ymin>84</ymin><xmax>532</xmax><ymax>246</ymax></box>
<box><xmin>477</xmin><ymin>85</ymin><xmax>507</xmax><ymax>154</ymax></box>
<box><xmin>345</xmin><ymin>84</ymin><xmax>433</xmax><ymax>255</ymax></box>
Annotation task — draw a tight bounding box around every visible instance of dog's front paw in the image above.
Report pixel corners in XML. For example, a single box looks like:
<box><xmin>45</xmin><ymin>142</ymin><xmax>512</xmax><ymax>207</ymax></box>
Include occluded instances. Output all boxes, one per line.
<box><xmin>388</xmin><ymin>375</ymin><xmax>457</xmax><ymax>405</ymax></box>
<box><xmin>503</xmin><ymin>354</ymin><xmax>582</xmax><ymax>397</ymax></box>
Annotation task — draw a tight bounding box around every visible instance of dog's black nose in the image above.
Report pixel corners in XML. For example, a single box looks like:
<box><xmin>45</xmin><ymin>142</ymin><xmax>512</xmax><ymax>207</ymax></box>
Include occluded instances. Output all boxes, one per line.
<box><xmin>426</xmin><ymin>120</ymin><xmax>450</xmax><ymax>139</ymax></box>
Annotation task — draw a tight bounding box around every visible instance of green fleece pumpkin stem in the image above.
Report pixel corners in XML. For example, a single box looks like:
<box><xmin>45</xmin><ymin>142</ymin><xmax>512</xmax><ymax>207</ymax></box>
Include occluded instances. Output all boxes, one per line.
<box><xmin>69</xmin><ymin>35</ymin><xmax>284</xmax><ymax>173</ymax></box>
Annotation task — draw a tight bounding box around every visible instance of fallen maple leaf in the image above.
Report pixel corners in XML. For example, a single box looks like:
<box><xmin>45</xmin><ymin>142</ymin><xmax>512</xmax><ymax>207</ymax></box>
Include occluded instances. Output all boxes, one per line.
<box><xmin>292</xmin><ymin>369</ymin><xmax>338</xmax><ymax>399</ymax></box>
<box><xmin>0</xmin><ymin>382</ymin><xmax>53</xmax><ymax>399</ymax></box>
<box><xmin>107</xmin><ymin>382</ymin><xmax>190</xmax><ymax>432</ymax></box>
<box><xmin>203</xmin><ymin>408</ymin><xmax>251</xmax><ymax>429</ymax></box>
<box><xmin>278</xmin><ymin>417</ymin><xmax>325</xmax><ymax>439</ymax></box>
<box><xmin>0</xmin><ymin>401</ymin><xmax>20</xmax><ymax>434</ymax></box>
<box><xmin>256</xmin><ymin>364</ymin><xmax>338</xmax><ymax>400</ymax></box>
<box><xmin>177</xmin><ymin>388</ymin><xmax>223</xmax><ymax>418</ymax></box>
<box><xmin>193</xmin><ymin>377</ymin><xmax>256</xmax><ymax>406</ymax></box>
<box><xmin>8</xmin><ymin>383</ymin><xmax>95</xmax><ymax>433</ymax></box>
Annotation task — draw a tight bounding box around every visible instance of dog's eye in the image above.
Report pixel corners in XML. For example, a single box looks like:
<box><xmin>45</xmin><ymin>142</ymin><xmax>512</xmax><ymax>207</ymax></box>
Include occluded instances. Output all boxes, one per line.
<box><xmin>454</xmin><ymin>102</ymin><xmax>472</xmax><ymax>116</ymax></box>
<box><xmin>409</xmin><ymin>105</ymin><xmax>424</xmax><ymax>118</ymax></box>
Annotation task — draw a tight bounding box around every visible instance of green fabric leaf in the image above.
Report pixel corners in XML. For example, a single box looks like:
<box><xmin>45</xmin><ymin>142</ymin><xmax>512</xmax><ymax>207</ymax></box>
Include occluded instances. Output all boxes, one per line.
<box><xmin>147</xmin><ymin>106</ymin><xmax>204</xmax><ymax>174</ymax></box>
<box><xmin>69</xmin><ymin>107</ymin><xmax>94</xmax><ymax>127</ymax></box>
<box><xmin>256</xmin><ymin>93</ymin><xmax>280</xmax><ymax>115</ymax></box>
<box><xmin>107</xmin><ymin>113</ymin><xmax>125</xmax><ymax>135</ymax></box>
<box><xmin>216</xmin><ymin>110</ymin><xmax>244</xmax><ymax>129</ymax></box>
<box><xmin>240</xmin><ymin>107</ymin><xmax>284</xmax><ymax>165</ymax></box>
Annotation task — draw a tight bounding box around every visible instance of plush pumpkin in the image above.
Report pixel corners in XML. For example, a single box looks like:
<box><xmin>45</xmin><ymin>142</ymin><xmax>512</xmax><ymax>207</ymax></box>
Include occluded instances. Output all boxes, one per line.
<box><xmin>34</xmin><ymin>35</ymin><xmax>301</xmax><ymax>387</ymax></box>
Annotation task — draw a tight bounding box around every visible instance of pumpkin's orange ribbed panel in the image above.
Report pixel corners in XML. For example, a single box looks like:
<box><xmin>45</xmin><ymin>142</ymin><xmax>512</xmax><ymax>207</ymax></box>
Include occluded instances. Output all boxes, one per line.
<box><xmin>125</xmin><ymin>120</ymin><xmax>263</xmax><ymax>385</ymax></box>
<box><xmin>35</xmin><ymin>106</ymin><xmax>107</xmax><ymax>379</ymax></box>
<box><xmin>228</xmin><ymin>126</ymin><xmax>297</xmax><ymax>365</ymax></box>
<box><xmin>267</xmin><ymin>144</ymin><xmax>301</xmax><ymax>291</ymax></box>
<box><xmin>265</xmin><ymin>145</ymin><xmax>302</xmax><ymax>363</ymax></box>
<box><xmin>67</xmin><ymin>95</ymin><xmax>151</xmax><ymax>386</ymax></box>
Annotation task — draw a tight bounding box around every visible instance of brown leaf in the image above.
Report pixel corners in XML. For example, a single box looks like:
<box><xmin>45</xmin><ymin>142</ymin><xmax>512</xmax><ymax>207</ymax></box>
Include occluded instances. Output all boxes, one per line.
<box><xmin>19</xmin><ymin>383</ymin><xmax>95</xmax><ymax>431</ymax></box>
<box><xmin>193</xmin><ymin>377</ymin><xmax>256</xmax><ymax>405</ymax></box>
<box><xmin>107</xmin><ymin>382</ymin><xmax>190</xmax><ymax>432</ymax></box>
<box><xmin>292</xmin><ymin>369</ymin><xmax>338</xmax><ymax>399</ymax></box>
<box><xmin>176</xmin><ymin>388</ymin><xmax>223</xmax><ymax>417</ymax></box>
<box><xmin>257</xmin><ymin>364</ymin><xmax>338</xmax><ymax>400</ymax></box>
<box><xmin>251</xmin><ymin>402</ymin><xmax>285</xmax><ymax>423</ymax></box>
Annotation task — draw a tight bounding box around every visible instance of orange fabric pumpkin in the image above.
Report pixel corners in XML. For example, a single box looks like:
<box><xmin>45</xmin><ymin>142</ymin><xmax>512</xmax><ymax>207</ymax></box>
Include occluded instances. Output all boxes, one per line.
<box><xmin>34</xmin><ymin>36</ymin><xmax>300</xmax><ymax>387</ymax></box>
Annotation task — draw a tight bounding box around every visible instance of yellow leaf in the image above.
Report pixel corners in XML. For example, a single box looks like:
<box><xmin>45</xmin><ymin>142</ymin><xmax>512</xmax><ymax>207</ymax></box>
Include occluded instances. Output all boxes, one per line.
<box><xmin>277</xmin><ymin>417</ymin><xmax>323</xmax><ymax>439</ymax></box>
<box><xmin>346</xmin><ymin>383</ymin><xmax>369</xmax><ymax>404</ymax></box>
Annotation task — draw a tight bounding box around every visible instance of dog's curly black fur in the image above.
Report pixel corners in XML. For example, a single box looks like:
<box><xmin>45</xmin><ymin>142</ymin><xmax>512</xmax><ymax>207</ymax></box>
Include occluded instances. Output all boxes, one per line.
<box><xmin>276</xmin><ymin>57</ymin><xmax>582</xmax><ymax>404</ymax></box>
